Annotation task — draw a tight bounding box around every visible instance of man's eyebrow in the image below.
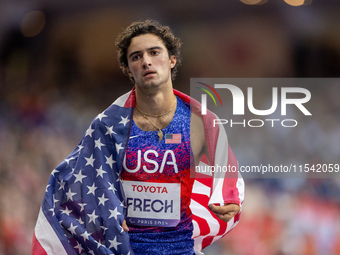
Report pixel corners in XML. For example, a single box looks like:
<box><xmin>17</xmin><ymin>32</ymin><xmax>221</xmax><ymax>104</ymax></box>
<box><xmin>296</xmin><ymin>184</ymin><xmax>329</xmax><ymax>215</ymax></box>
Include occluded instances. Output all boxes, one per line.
<box><xmin>148</xmin><ymin>46</ymin><xmax>163</xmax><ymax>51</ymax></box>
<box><xmin>128</xmin><ymin>46</ymin><xmax>164</xmax><ymax>59</ymax></box>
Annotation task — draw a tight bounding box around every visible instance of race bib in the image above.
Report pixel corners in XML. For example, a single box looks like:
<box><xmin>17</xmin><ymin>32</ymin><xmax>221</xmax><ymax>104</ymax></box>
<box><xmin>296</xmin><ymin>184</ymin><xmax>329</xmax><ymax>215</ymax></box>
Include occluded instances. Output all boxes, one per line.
<box><xmin>122</xmin><ymin>180</ymin><xmax>181</xmax><ymax>227</ymax></box>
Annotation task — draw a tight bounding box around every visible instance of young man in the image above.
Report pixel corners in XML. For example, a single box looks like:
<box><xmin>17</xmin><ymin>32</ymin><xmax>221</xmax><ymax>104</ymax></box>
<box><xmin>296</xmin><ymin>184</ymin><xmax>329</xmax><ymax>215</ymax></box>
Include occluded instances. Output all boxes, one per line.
<box><xmin>32</xmin><ymin>20</ymin><xmax>244</xmax><ymax>255</ymax></box>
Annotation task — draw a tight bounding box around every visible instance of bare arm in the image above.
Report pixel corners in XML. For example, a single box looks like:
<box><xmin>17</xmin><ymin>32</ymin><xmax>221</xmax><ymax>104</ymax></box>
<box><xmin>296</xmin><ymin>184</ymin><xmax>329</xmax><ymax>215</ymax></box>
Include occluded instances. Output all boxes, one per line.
<box><xmin>191</xmin><ymin>112</ymin><xmax>240</xmax><ymax>223</ymax></box>
<box><xmin>190</xmin><ymin>112</ymin><xmax>208</xmax><ymax>166</ymax></box>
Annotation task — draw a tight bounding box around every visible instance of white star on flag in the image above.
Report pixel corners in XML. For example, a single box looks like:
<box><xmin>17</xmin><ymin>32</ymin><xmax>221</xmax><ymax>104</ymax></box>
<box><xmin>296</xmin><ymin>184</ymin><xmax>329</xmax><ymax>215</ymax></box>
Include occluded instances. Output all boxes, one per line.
<box><xmin>66</xmin><ymin>188</ymin><xmax>76</xmax><ymax>201</ymax></box>
<box><xmin>73</xmin><ymin>170</ymin><xmax>86</xmax><ymax>184</ymax></box>
<box><xmin>74</xmin><ymin>241</ymin><xmax>83</xmax><ymax>253</ymax></box>
<box><xmin>100</xmin><ymin>225</ymin><xmax>108</xmax><ymax>235</ymax></box>
<box><xmin>96</xmin><ymin>166</ymin><xmax>107</xmax><ymax>178</ymax></box>
<box><xmin>51</xmin><ymin>169</ymin><xmax>59</xmax><ymax>177</ymax></box>
<box><xmin>108</xmin><ymin>182</ymin><xmax>117</xmax><ymax>194</ymax></box>
<box><xmin>60</xmin><ymin>206</ymin><xmax>73</xmax><ymax>216</ymax></box>
<box><xmin>108</xmin><ymin>236</ymin><xmax>121</xmax><ymax>250</ymax></box>
<box><xmin>116</xmin><ymin>172</ymin><xmax>121</xmax><ymax>183</ymax></box>
<box><xmin>97</xmin><ymin>241</ymin><xmax>104</xmax><ymax>249</ymax></box>
<box><xmin>109</xmin><ymin>207</ymin><xmax>121</xmax><ymax>220</ymax></box>
<box><xmin>80</xmin><ymin>231</ymin><xmax>90</xmax><ymax>242</ymax></box>
<box><xmin>85</xmin><ymin>126</ymin><xmax>95</xmax><ymax>137</ymax></box>
<box><xmin>98</xmin><ymin>193</ymin><xmax>109</xmax><ymax>206</ymax></box>
<box><xmin>115</xmin><ymin>143</ymin><xmax>123</xmax><ymax>153</ymax></box>
<box><xmin>49</xmin><ymin>208</ymin><xmax>55</xmax><ymax>216</ymax></box>
<box><xmin>105</xmin><ymin>155</ymin><xmax>116</xmax><ymax>168</ymax></box>
<box><xmin>97</xmin><ymin>112</ymin><xmax>108</xmax><ymax>121</ymax></box>
<box><xmin>65</xmin><ymin>157</ymin><xmax>75</xmax><ymax>165</ymax></box>
<box><xmin>64</xmin><ymin>157</ymin><xmax>75</xmax><ymax>164</ymax></box>
<box><xmin>78</xmin><ymin>217</ymin><xmax>84</xmax><ymax>225</ymax></box>
<box><xmin>68</xmin><ymin>222</ymin><xmax>78</xmax><ymax>235</ymax></box>
<box><xmin>58</xmin><ymin>180</ymin><xmax>66</xmax><ymax>190</ymax></box>
<box><xmin>85</xmin><ymin>154</ymin><xmax>95</xmax><ymax>167</ymax></box>
<box><xmin>87</xmin><ymin>210</ymin><xmax>98</xmax><ymax>224</ymax></box>
<box><xmin>78</xmin><ymin>202</ymin><xmax>87</xmax><ymax>212</ymax></box>
<box><xmin>119</xmin><ymin>116</ymin><xmax>129</xmax><ymax>126</ymax></box>
<box><xmin>105</xmin><ymin>125</ymin><xmax>116</xmax><ymax>137</ymax></box>
<box><xmin>94</xmin><ymin>138</ymin><xmax>105</xmax><ymax>150</ymax></box>
<box><xmin>53</xmin><ymin>194</ymin><xmax>59</xmax><ymax>207</ymax></box>
<box><xmin>87</xmin><ymin>183</ymin><xmax>97</xmax><ymax>195</ymax></box>
<box><xmin>119</xmin><ymin>225</ymin><xmax>124</xmax><ymax>233</ymax></box>
<box><xmin>119</xmin><ymin>200</ymin><xmax>125</xmax><ymax>208</ymax></box>
<box><xmin>96</xmin><ymin>166</ymin><xmax>106</xmax><ymax>178</ymax></box>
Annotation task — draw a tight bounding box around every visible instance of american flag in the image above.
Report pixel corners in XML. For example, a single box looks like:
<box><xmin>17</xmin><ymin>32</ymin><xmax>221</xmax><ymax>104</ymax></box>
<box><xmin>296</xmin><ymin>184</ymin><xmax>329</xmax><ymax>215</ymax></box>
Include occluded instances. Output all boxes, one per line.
<box><xmin>32</xmin><ymin>88</ymin><xmax>244</xmax><ymax>254</ymax></box>
<box><xmin>165</xmin><ymin>133</ymin><xmax>181</xmax><ymax>144</ymax></box>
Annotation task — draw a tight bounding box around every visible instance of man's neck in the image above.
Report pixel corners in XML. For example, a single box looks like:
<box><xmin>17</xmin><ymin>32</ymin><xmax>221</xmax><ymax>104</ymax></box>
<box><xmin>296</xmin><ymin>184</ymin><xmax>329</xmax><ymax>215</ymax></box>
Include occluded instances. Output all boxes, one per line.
<box><xmin>135</xmin><ymin>85</ymin><xmax>176</xmax><ymax>116</ymax></box>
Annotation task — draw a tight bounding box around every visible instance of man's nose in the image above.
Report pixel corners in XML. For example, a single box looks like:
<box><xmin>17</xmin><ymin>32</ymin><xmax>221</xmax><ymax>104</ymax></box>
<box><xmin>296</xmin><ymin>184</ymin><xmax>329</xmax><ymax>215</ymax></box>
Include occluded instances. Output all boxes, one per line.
<box><xmin>142</xmin><ymin>53</ymin><xmax>152</xmax><ymax>68</ymax></box>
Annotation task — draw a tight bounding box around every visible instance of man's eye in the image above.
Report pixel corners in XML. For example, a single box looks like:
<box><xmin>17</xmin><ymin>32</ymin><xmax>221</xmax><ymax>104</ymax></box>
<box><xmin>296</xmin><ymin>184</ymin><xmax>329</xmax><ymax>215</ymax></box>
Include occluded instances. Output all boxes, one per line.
<box><xmin>132</xmin><ymin>55</ymin><xmax>140</xmax><ymax>61</ymax></box>
<box><xmin>151</xmin><ymin>51</ymin><xmax>159</xmax><ymax>55</ymax></box>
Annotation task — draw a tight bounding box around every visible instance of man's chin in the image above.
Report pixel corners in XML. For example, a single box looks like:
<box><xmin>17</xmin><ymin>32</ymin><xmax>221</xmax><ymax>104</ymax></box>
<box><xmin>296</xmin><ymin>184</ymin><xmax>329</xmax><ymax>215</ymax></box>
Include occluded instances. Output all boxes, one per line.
<box><xmin>137</xmin><ymin>80</ymin><xmax>160</xmax><ymax>88</ymax></box>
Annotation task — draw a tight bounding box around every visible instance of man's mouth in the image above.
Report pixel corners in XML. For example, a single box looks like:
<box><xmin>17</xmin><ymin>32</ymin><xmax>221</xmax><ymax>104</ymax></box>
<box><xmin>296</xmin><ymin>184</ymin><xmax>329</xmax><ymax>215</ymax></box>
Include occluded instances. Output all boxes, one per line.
<box><xmin>143</xmin><ymin>70</ymin><xmax>156</xmax><ymax>77</ymax></box>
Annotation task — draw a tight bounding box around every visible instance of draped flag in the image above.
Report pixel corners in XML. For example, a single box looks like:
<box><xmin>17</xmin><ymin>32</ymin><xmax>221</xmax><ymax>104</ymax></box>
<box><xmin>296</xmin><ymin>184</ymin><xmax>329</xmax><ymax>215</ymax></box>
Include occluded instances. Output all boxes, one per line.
<box><xmin>32</xmin><ymin>88</ymin><xmax>244</xmax><ymax>254</ymax></box>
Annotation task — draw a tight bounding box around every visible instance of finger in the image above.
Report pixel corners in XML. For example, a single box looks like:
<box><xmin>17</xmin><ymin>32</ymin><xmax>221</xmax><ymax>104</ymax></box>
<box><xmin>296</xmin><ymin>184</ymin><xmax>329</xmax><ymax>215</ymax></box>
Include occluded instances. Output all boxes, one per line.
<box><xmin>209</xmin><ymin>203</ymin><xmax>240</xmax><ymax>214</ymax></box>
<box><xmin>122</xmin><ymin>220</ymin><xmax>129</xmax><ymax>232</ymax></box>
<box><xmin>215</xmin><ymin>213</ymin><xmax>233</xmax><ymax>222</ymax></box>
<box><xmin>214</xmin><ymin>208</ymin><xmax>238</xmax><ymax>222</ymax></box>
<box><xmin>208</xmin><ymin>204</ymin><xmax>225</xmax><ymax>214</ymax></box>
<box><xmin>209</xmin><ymin>204</ymin><xmax>240</xmax><ymax>223</ymax></box>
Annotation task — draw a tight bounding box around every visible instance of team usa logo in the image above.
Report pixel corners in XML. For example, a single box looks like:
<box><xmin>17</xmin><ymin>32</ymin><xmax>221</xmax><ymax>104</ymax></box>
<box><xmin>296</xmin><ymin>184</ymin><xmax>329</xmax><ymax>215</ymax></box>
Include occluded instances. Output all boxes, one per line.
<box><xmin>123</xmin><ymin>149</ymin><xmax>178</xmax><ymax>173</ymax></box>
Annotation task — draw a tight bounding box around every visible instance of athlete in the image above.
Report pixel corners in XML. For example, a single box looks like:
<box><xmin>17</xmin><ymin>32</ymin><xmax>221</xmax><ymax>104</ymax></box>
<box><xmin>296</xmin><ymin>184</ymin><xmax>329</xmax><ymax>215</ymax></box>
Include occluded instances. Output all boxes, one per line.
<box><xmin>32</xmin><ymin>20</ymin><xmax>244</xmax><ymax>255</ymax></box>
<box><xmin>116</xmin><ymin>20</ymin><xmax>243</xmax><ymax>254</ymax></box>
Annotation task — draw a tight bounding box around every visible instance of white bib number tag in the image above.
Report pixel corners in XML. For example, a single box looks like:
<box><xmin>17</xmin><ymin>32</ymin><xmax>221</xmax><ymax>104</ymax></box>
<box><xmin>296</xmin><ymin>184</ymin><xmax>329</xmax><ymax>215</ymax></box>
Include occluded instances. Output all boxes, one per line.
<box><xmin>122</xmin><ymin>180</ymin><xmax>181</xmax><ymax>227</ymax></box>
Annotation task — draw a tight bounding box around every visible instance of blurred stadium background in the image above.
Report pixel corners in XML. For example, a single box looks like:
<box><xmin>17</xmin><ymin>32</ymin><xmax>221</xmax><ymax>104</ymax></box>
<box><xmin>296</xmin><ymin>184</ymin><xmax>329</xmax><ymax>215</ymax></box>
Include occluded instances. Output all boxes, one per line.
<box><xmin>1</xmin><ymin>0</ymin><xmax>340</xmax><ymax>254</ymax></box>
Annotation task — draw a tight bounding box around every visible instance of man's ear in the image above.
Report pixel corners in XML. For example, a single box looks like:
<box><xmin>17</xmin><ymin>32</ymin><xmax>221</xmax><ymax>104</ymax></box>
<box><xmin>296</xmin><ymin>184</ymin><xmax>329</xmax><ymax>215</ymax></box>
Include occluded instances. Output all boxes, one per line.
<box><xmin>169</xmin><ymin>55</ymin><xmax>177</xmax><ymax>69</ymax></box>
<box><xmin>126</xmin><ymin>67</ymin><xmax>133</xmax><ymax>77</ymax></box>
<box><xmin>126</xmin><ymin>67</ymin><xmax>135</xmax><ymax>82</ymax></box>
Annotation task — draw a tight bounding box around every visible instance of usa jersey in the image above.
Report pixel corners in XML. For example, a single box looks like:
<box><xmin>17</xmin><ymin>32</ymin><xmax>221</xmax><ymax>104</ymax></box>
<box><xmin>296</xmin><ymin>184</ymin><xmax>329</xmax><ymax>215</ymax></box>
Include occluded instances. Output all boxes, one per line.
<box><xmin>121</xmin><ymin>97</ymin><xmax>195</xmax><ymax>255</ymax></box>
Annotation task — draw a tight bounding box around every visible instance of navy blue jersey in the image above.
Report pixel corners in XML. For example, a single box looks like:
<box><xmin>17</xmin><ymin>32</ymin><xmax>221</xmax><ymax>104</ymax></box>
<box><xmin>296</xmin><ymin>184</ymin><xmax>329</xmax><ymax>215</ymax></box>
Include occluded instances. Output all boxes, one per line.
<box><xmin>121</xmin><ymin>97</ymin><xmax>195</xmax><ymax>255</ymax></box>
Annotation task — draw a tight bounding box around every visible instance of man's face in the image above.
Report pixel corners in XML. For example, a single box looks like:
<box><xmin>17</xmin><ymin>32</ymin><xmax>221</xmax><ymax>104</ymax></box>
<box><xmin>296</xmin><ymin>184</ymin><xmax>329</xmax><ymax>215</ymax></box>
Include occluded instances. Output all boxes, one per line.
<box><xmin>126</xmin><ymin>33</ymin><xmax>176</xmax><ymax>89</ymax></box>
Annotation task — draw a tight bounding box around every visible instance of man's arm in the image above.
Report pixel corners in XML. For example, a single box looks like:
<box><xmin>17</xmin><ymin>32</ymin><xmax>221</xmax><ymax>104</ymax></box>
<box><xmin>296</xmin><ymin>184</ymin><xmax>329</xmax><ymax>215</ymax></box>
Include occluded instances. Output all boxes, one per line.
<box><xmin>191</xmin><ymin>112</ymin><xmax>241</xmax><ymax>223</ymax></box>
<box><xmin>190</xmin><ymin>112</ymin><xmax>206</xmax><ymax>166</ymax></box>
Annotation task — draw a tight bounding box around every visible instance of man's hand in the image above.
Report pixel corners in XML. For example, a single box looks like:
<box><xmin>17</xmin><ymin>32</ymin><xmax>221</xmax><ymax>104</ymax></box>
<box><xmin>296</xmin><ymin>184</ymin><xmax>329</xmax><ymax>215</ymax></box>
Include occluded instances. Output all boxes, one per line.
<box><xmin>208</xmin><ymin>203</ymin><xmax>240</xmax><ymax>222</ymax></box>
<box><xmin>122</xmin><ymin>220</ymin><xmax>129</xmax><ymax>232</ymax></box>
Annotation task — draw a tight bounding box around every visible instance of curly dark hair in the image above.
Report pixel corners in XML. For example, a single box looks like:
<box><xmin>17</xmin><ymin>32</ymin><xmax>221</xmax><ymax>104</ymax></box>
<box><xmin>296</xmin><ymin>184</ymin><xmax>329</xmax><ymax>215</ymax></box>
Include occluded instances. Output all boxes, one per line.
<box><xmin>115</xmin><ymin>19</ymin><xmax>182</xmax><ymax>82</ymax></box>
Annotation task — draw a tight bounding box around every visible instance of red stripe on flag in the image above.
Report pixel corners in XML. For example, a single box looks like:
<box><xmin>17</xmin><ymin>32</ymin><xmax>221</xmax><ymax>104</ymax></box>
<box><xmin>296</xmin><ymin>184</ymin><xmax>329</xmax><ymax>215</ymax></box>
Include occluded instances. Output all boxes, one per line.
<box><xmin>202</xmin><ymin>235</ymin><xmax>215</xmax><ymax>250</ymax></box>
<box><xmin>191</xmin><ymin>193</ymin><xmax>211</xmax><ymax>236</ymax></box>
<box><xmin>124</xmin><ymin>87</ymin><xmax>136</xmax><ymax>107</ymax></box>
<box><xmin>194</xmin><ymin>177</ymin><xmax>212</xmax><ymax>187</ymax></box>
<box><xmin>234</xmin><ymin>211</ymin><xmax>241</xmax><ymax>222</ymax></box>
<box><xmin>192</xmin><ymin>214</ymin><xmax>210</xmax><ymax>237</ymax></box>
<box><xmin>31</xmin><ymin>231</ymin><xmax>48</xmax><ymax>255</ymax></box>
<box><xmin>191</xmin><ymin>193</ymin><xmax>210</xmax><ymax>208</ymax></box>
